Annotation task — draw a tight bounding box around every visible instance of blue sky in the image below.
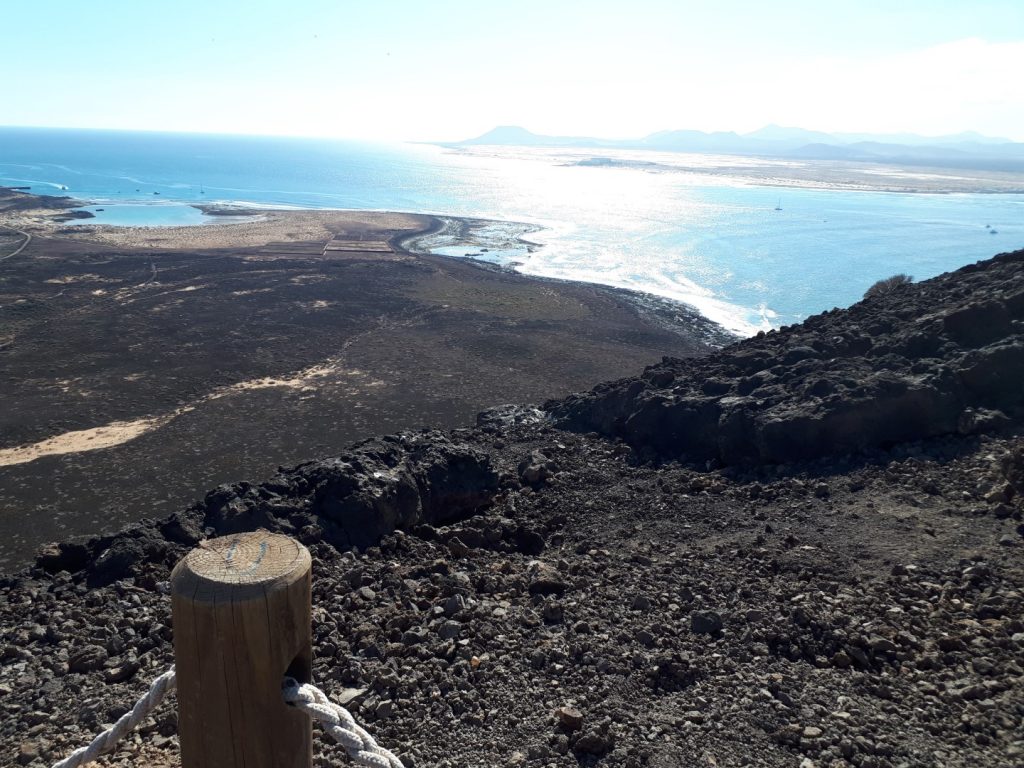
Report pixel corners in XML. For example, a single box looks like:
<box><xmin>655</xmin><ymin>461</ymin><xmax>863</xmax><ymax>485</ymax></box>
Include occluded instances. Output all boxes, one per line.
<box><xmin>5</xmin><ymin>0</ymin><xmax>1024</xmax><ymax>140</ymax></box>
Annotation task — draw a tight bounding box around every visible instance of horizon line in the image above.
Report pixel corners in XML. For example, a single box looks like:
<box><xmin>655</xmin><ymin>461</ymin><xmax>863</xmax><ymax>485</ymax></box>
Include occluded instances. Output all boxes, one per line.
<box><xmin>1</xmin><ymin>121</ymin><xmax>1021</xmax><ymax>146</ymax></box>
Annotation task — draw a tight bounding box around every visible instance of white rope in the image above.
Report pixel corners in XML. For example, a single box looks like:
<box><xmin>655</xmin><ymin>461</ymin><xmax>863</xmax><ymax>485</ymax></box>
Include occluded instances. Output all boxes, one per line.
<box><xmin>50</xmin><ymin>668</ymin><xmax>403</xmax><ymax>768</ymax></box>
<box><xmin>283</xmin><ymin>678</ymin><xmax>405</xmax><ymax>768</ymax></box>
<box><xmin>51</xmin><ymin>666</ymin><xmax>176</xmax><ymax>768</ymax></box>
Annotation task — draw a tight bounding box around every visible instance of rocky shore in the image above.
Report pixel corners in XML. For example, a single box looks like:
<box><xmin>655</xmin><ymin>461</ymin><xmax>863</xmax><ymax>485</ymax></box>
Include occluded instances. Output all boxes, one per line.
<box><xmin>2</xmin><ymin>249</ymin><xmax>1024</xmax><ymax>767</ymax></box>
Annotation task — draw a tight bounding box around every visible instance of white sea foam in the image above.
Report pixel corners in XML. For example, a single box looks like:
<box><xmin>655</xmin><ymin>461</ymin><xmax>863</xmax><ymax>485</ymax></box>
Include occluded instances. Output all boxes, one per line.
<box><xmin>0</xmin><ymin>176</ymin><xmax>68</xmax><ymax>190</ymax></box>
<box><xmin>517</xmin><ymin>256</ymin><xmax>765</xmax><ymax>336</ymax></box>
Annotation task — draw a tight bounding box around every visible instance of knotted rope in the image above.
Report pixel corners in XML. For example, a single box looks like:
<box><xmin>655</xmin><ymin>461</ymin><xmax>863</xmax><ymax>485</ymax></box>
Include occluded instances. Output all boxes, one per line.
<box><xmin>50</xmin><ymin>666</ymin><xmax>177</xmax><ymax>768</ymax></box>
<box><xmin>283</xmin><ymin>678</ymin><xmax>405</xmax><ymax>768</ymax></box>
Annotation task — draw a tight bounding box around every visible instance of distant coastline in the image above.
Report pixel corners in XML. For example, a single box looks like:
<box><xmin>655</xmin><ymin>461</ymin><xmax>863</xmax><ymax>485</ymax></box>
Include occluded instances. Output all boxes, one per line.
<box><xmin>447</xmin><ymin>147</ymin><xmax>1024</xmax><ymax>195</ymax></box>
<box><xmin>555</xmin><ymin>153</ymin><xmax>1024</xmax><ymax>195</ymax></box>
<box><xmin>2</xmin><ymin>127</ymin><xmax>1022</xmax><ymax>333</ymax></box>
<box><xmin>450</xmin><ymin>123</ymin><xmax>1024</xmax><ymax>175</ymax></box>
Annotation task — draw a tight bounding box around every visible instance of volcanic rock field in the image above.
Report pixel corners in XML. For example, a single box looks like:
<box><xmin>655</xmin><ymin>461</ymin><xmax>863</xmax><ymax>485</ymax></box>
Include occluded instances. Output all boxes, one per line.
<box><xmin>2</xmin><ymin>234</ymin><xmax>1024</xmax><ymax>766</ymax></box>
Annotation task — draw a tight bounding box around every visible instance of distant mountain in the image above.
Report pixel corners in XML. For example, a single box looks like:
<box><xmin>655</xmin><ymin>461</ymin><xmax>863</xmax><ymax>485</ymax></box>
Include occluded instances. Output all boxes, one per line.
<box><xmin>638</xmin><ymin>129</ymin><xmax>767</xmax><ymax>154</ymax></box>
<box><xmin>790</xmin><ymin>143</ymin><xmax>869</xmax><ymax>161</ymax></box>
<box><xmin>743</xmin><ymin>124</ymin><xmax>838</xmax><ymax>147</ymax></box>
<box><xmin>833</xmin><ymin>130</ymin><xmax>1014</xmax><ymax>147</ymax></box>
<box><xmin>449</xmin><ymin>125</ymin><xmax>1024</xmax><ymax>171</ymax></box>
<box><xmin>461</xmin><ymin>126</ymin><xmax>543</xmax><ymax>145</ymax></box>
<box><xmin>458</xmin><ymin>125</ymin><xmax>612</xmax><ymax>148</ymax></box>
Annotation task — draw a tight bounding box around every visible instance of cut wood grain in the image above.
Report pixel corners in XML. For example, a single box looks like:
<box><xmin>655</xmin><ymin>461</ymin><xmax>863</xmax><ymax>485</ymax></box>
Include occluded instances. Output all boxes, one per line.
<box><xmin>171</xmin><ymin>531</ymin><xmax>312</xmax><ymax>768</ymax></box>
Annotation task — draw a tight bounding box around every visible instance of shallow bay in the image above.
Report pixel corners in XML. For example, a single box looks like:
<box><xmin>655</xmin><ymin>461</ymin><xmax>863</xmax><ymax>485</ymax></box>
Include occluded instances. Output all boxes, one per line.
<box><xmin>2</xmin><ymin>126</ymin><xmax>1022</xmax><ymax>333</ymax></box>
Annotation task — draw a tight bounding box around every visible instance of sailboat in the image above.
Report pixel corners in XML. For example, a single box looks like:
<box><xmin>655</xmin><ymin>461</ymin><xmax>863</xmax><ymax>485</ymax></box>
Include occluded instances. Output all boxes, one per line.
<box><xmin>774</xmin><ymin>199</ymin><xmax>782</xmax><ymax>211</ymax></box>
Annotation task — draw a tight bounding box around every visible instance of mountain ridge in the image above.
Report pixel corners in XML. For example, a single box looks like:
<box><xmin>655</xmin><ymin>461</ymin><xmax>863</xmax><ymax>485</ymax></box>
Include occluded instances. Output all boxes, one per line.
<box><xmin>449</xmin><ymin>124</ymin><xmax>1024</xmax><ymax>169</ymax></box>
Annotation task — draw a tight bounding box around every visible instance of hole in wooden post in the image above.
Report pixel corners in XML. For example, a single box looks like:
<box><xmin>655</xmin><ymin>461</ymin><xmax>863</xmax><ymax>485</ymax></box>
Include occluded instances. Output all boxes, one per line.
<box><xmin>286</xmin><ymin>651</ymin><xmax>312</xmax><ymax>686</ymax></box>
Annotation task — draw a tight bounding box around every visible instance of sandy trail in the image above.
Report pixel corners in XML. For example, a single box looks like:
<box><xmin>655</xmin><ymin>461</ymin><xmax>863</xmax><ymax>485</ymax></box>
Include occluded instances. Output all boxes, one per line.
<box><xmin>0</xmin><ymin>229</ymin><xmax>31</xmax><ymax>260</ymax></box>
<box><xmin>0</xmin><ymin>414</ymin><xmax>181</xmax><ymax>466</ymax></box>
<box><xmin>0</xmin><ymin>359</ymin><xmax>381</xmax><ymax>467</ymax></box>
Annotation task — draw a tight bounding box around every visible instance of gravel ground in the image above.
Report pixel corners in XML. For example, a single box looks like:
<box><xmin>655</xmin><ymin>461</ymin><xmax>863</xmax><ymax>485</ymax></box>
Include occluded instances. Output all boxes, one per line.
<box><xmin>2</xmin><ymin>249</ymin><xmax>1023</xmax><ymax>767</ymax></box>
<box><xmin>3</xmin><ymin>419</ymin><xmax>1022</xmax><ymax>768</ymax></box>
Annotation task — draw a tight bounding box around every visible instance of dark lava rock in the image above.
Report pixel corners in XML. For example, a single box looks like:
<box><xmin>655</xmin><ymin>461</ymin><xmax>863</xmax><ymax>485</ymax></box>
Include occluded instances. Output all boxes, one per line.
<box><xmin>104</xmin><ymin>660</ymin><xmax>140</xmax><ymax>684</ymax></box>
<box><xmin>511</xmin><ymin>527</ymin><xmax>546</xmax><ymax>555</ymax></box>
<box><xmin>957</xmin><ymin>407</ymin><xmax>1011</xmax><ymax>435</ymax></box>
<box><xmin>67</xmin><ymin>644</ymin><xmax>107</xmax><ymax>673</ymax></box>
<box><xmin>201</xmin><ymin>431</ymin><xmax>499</xmax><ymax>549</ymax></box>
<box><xmin>158</xmin><ymin>513</ymin><xmax>204</xmax><ymax>546</ymax></box>
<box><xmin>690</xmin><ymin>610</ymin><xmax>724</xmax><ymax>635</ymax></box>
<box><xmin>28</xmin><ymin>431</ymin><xmax>499</xmax><ymax>585</ymax></box>
<box><xmin>518</xmin><ymin>449</ymin><xmax>560</xmax><ymax>487</ymax></box>
<box><xmin>528</xmin><ymin>561</ymin><xmax>568</xmax><ymax>594</ymax></box>
<box><xmin>1000</xmin><ymin>444</ymin><xmax>1024</xmax><ymax>494</ymax></box>
<box><xmin>90</xmin><ymin>534</ymin><xmax>167</xmax><ymax>585</ymax></box>
<box><xmin>8</xmin><ymin>246</ymin><xmax>1024</xmax><ymax>768</ymax></box>
<box><xmin>36</xmin><ymin>541</ymin><xmax>90</xmax><ymax>574</ymax></box>
<box><xmin>476</xmin><ymin>404</ymin><xmax>546</xmax><ymax>430</ymax></box>
<box><xmin>549</xmin><ymin>249</ymin><xmax>1024</xmax><ymax>465</ymax></box>
<box><xmin>573</xmin><ymin>731</ymin><xmax>610</xmax><ymax>755</ymax></box>
<box><xmin>555</xmin><ymin>705</ymin><xmax>584</xmax><ymax>731</ymax></box>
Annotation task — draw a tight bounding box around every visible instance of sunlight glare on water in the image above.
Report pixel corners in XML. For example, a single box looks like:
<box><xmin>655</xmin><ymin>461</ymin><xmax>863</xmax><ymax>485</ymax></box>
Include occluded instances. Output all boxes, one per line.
<box><xmin>1</xmin><ymin>128</ymin><xmax>1020</xmax><ymax>336</ymax></box>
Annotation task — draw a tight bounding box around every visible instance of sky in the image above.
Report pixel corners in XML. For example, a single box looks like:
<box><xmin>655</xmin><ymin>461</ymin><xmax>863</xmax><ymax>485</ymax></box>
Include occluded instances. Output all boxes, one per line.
<box><xmin>4</xmin><ymin>0</ymin><xmax>1024</xmax><ymax>142</ymax></box>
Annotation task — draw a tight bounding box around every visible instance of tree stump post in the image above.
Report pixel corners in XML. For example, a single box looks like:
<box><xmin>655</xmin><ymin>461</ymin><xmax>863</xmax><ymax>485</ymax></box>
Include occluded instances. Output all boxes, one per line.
<box><xmin>171</xmin><ymin>531</ymin><xmax>313</xmax><ymax>768</ymax></box>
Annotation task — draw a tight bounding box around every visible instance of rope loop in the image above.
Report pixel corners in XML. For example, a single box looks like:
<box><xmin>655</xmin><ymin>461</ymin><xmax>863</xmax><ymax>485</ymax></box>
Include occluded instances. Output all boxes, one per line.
<box><xmin>283</xmin><ymin>677</ymin><xmax>405</xmax><ymax>768</ymax></box>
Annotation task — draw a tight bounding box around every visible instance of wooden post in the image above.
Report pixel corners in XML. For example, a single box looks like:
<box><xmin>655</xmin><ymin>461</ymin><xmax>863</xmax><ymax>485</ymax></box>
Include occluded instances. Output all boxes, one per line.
<box><xmin>171</xmin><ymin>531</ymin><xmax>313</xmax><ymax>768</ymax></box>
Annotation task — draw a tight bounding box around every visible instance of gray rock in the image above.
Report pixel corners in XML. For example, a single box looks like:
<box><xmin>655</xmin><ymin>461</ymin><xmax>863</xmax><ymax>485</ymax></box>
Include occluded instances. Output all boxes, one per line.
<box><xmin>631</xmin><ymin>595</ymin><xmax>652</xmax><ymax>611</ymax></box>
<box><xmin>67</xmin><ymin>645</ymin><xmax>107</xmax><ymax>673</ymax></box>
<box><xmin>442</xmin><ymin>595</ymin><xmax>466</xmax><ymax>617</ymax></box>
<box><xmin>103</xmin><ymin>660</ymin><xmax>139</xmax><ymax>684</ymax></box>
<box><xmin>438</xmin><ymin>621</ymin><xmax>461</xmax><ymax>640</ymax></box>
<box><xmin>528</xmin><ymin>561</ymin><xmax>568</xmax><ymax>595</ymax></box>
<box><xmin>574</xmin><ymin>731</ymin><xmax>610</xmax><ymax>755</ymax></box>
<box><xmin>690</xmin><ymin>611</ymin><xmax>724</xmax><ymax>635</ymax></box>
<box><xmin>555</xmin><ymin>706</ymin><xmax>584</xmax><ymax>731</ymax></box>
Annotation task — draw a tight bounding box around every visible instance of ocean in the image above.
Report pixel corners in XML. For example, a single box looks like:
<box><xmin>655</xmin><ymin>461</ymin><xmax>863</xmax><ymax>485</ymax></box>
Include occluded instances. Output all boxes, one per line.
<box><xmin>2</xmin><ymin>126</ymin><xmax>1022</xmax><ymax>335</ymax></box>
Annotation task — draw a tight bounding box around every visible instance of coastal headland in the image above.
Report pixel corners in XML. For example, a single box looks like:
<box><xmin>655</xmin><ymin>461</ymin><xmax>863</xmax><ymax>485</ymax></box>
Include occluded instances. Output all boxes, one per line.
<box><xmin>0</xmin><ymin>188</ymin><xmax>730</xmax><ymax>568</ymax></box>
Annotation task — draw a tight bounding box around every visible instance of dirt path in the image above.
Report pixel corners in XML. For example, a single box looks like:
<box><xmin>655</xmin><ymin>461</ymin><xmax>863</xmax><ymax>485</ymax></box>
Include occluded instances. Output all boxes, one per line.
<box><xmin>0</xmin><ymin>228</ymin><xmax>31</xmax><ymax>260</ymax></box>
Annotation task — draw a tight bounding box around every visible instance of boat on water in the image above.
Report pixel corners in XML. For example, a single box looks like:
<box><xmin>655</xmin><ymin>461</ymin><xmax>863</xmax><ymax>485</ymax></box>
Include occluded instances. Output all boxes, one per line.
<box><xmin>774</xmin><ymin>199</ymin><xmax>782</xmax><ymax>211</ymax></box>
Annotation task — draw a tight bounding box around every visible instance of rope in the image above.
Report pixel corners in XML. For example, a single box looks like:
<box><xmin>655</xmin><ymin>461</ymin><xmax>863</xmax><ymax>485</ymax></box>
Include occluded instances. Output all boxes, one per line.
<box><xmin>50</xmin><ymin>666</ymin><xmax>176</xmax><ymax>768</ymax></box>
<box><xmin>283</xmin><ymin>678</ymin><xmax>405</xmax><ymax>768</ymax></box>
<box><xmin>50</xmin><ymin>668</ymin><xmax>404</xmax><ymax>768</ymax></box>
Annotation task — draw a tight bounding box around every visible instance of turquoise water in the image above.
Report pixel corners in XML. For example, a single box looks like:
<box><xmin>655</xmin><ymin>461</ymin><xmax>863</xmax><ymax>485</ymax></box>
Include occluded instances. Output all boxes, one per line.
<box><xmin>68</xmin><ymin>203</ymin><xmax>229</xmax><ymax>227</ymax></box>
<box><xmin>2</xmin><ymin>126</ymin><xmax>1021</xmax><ymax>334</ymax></box>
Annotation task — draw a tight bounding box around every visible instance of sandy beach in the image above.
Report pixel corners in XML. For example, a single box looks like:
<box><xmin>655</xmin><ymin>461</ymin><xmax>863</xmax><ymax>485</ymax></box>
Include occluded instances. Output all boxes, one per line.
<box><xmin>0</xmin><ymin>189</ymin><xmax>428</xmax><ymax>250</ymax></box>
